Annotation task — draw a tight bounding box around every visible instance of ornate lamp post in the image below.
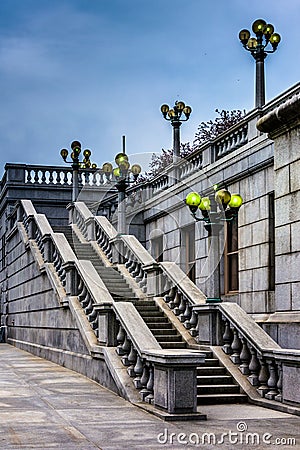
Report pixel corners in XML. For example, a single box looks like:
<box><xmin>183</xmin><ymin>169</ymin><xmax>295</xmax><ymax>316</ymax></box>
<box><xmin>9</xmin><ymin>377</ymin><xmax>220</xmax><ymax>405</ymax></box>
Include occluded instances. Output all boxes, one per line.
<box><xmin>239</xmin><ymin>19</ymin><xmax>281</xmax><ymax>108</ymax></box>
<box><xmin>101</xmin><ymin>136</ymin><xmax>141</xmax><ymax>234</ymax></box>
<box><xmin>160</xmin><ymin>101</ymin><xmax>192</xmax><ymax>162</ymax></box>
<box><xmin>185</xmin><ymin>187</ymin><xmax>243</xmax><ymax>302</ymax></box>
<box><xmin>60</xmin><ymin>140</ymin><xmax>96</xmax><ymax>201</ymax></box>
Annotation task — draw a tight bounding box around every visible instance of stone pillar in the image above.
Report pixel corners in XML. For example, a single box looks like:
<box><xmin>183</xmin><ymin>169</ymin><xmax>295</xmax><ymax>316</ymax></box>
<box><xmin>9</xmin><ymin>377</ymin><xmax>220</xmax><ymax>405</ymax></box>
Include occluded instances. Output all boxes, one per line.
<box><xmin>96</xmin><ymin>303</ymin><xmax>117</xmax><ymax>346</ymax></box>
<box><xmin>257</xmin><ymin>94</ymin><xmax>300</xmax><ymax>312</ymax></box>
<box><xmin>145</xmin><ymin>349</ymin><xmax>206</xmax><ymax>418</ymax></box>
<box><xmin>193</xmin><ymin>304</ymin><xmax>223</xmax><ymax>346</ymax></box>
<box><xmin>143</xmin><ymin>263</ymin><xmax>161</xmax><ymax>297</ymax></box>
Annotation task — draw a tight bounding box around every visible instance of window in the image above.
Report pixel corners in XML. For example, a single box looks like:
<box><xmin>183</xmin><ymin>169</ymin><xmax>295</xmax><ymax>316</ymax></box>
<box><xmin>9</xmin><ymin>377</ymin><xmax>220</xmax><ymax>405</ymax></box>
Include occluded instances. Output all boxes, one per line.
<box><xmin>268</xmin><ymin>192</ymin><xmax>275</xmax><ymax>291</ymax></box>
<box><xmin>182</xmin><ymin>224</ymin><xmax>196</xmax><ymax>282</ymax></box>
<box><xmin>152</xmin><ymin>235</ymin><xmax>164</xmax><ymax>262</ymax></box>
<box><xmin>224</xmin><ymin>218</ymin><xmax>239</xmax><ymax>293</ymax></box>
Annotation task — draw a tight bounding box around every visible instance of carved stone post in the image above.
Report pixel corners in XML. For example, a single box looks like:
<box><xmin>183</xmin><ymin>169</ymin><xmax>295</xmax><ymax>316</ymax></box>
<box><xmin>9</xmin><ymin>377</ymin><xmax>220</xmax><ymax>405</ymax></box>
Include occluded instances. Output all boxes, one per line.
<box><xmin>143</xmin><ymin>262</ymin><xmax>161</xmax><ymax>297</ymax></box>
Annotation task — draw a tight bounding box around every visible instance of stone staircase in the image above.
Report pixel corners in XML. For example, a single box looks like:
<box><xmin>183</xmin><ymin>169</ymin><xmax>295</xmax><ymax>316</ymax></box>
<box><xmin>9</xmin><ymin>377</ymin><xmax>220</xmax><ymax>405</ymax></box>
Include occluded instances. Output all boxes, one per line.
<box><xmin>134</xmin><ymin>300</ymin><xmax>187</xmax><ymax>349</ymax></box>
<box><xmin>197</xmin><ymin>351</ymin><xmax>247</xmax><ymax>404</ymax></box>
<box><xmin>53</xmin><ymin>226</ymin><xmax>137</xmax><ymax>301</ymax></box>
<box><xmin>54</xmin><ymin>225</ymin><xmax>248</xmax><ymax>405</ymax></box>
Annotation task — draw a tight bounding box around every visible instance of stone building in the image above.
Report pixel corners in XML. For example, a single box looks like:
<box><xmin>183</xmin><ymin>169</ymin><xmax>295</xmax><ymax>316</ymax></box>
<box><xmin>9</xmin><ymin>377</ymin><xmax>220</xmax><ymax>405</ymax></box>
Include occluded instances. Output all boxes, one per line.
<box><xmin>0</xmin><ymin>82</ymin><xmax>299</xmax><ymax>417</ymax></box>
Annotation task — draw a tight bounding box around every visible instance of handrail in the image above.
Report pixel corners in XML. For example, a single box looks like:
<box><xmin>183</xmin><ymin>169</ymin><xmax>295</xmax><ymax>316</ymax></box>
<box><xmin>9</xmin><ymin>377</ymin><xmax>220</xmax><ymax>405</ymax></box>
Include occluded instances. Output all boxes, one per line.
<box><xmin>219</xmin><ymin>302</ymin><xmax>280</xmax><ymax>353</ymax></box>
<box><xmin>13</xmin><ymin>199</ymin><xmax>203</xmax><ymax>414</ymax></box>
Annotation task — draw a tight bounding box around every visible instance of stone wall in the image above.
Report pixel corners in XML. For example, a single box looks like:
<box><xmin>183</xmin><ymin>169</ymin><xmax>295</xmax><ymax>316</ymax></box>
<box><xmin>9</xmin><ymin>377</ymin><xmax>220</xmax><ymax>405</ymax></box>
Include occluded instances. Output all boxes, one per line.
<box><xmin>256</xmin><ymin>92</ymin><xmax>300</xmax><ymax>348</ymax></box>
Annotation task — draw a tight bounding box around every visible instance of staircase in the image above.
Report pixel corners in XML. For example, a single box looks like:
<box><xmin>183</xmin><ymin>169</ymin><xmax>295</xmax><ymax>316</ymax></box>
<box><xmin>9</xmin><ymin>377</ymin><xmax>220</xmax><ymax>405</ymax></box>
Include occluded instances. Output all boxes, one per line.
<box><xmin>54</xmin><ymin>225</ymin><xmax>247</xmax><ymax>405</ymax></box>
<box><xmin>197</xmin><ymin>351</ymin><xmax>247</xmax><ymax>404</ymax></box>
<box><xmin>53</xmin><ymin>226</ymin><xmax>136</xmax><ymax>301</ymax></box>
<box><xmin>134</xmin><ymin>300</ymin><xmax>187</xmax><ymax>349</ymax></box>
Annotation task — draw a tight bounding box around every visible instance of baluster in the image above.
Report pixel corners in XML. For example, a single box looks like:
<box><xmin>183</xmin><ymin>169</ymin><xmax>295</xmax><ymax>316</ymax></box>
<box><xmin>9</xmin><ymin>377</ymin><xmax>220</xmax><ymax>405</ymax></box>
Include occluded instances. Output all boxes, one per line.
<box><xmin>275</xmin><ymin>361</ymin><xmax>283</xmax><ymax>402</ymax></box>
<box><xmin>87</xmin><ymin>306</ymin><xmax>97</xmax><ymax>324</ymax></box>
<box><xmin>164</xmin><ymin>286</ymin><xmax>176</xmax><ymax>304</ymax></box>
<box><xmin>131</xmin><ymin>261</ymin><xmax>140</xmax><ymax>279</ymax></box>
<box><xmin>55</xmin><ymin>171</ymin><xmax>61</xmax><ymax>184</ymax></box>
<box><xmin>121</xmin><ymin>339</ymin><xmax>132</xmax><ymax>366</ymax></box>
<box><xmin>265</xmin><ymin>359</ymin><xmax>278</xmax><ymax>400</ymax></box>
<box><xmin>41</xmin><ymin>169</ymin><xmax>46</xmax><ymax>183</ymax></box>
<box><xmin>34</xmin><ymin>169</ymin><xmax>39</xmax><ymax>183</ymax></box>
<box><xmin>116</xmin><ymin>324</ymin><xmax>126</xmax><ymax>355</ymax></box>
<box><xmin>257</xmin><ymin>356</ymin><xmax>269</xmax><ymax>397</ymax></box>
<box><xmin>239</xmin><ymin>337</ymin><xmax>251</xmax><ymax>375</ymax></box>
<box><xmin>127</xmin><ymin>345</ymin><xmax>137</xmax><ymax>377</ymax></box>
<box><xmin>139</xmin><ymin>363</ymin><xmax>150</xmax><ymax>401</ymax></box>
<box><xmin>248</xmin><ymin>346</ymin><xmax>260</xmax><ymax>386</ymax></box>
<box><xmin>144</xmin><ymin>364</ymin><xmax>154</xmax><ymax>404</ymax></box>
<box><xmin>120</xmin><ymin>334</ymin><xmax>131</xmax><ymax>359</ymax></box>
<box><xmin>182</xmin><ymin>302</ymin><xmax>192</xmax><ymax>326</ymax></box>
<box><xmin>170</xmin><ymin>290</ymin><xmax>180</xmax><ymax>311</ymax></box>
<box><xmin>189</xmin><ymin>309</ymin><xmax>198</xmax><ymax>337</ymax></box>
<box><xmin>133</xmin><ymin>355</ymin><xmax>144</xmax><ymax>389</ymax></box>
<box><xmin>230</xmin><ymin>328</ymin><xmax>242</xmax><ymax>364</ymax></box>
<box><xmin>63</xmin><ymin>171</ymin><xmax>69</xmax><ymax>185</ymax></box>
<box><xmin>222</xmin><ymin>318</ymin><xmax>233</xmax><ymax>355</ymax></box>
<box><xmin>175</xmin><ymin>294</ymin><xmax>186</xmax><ymax>318</ymax></box>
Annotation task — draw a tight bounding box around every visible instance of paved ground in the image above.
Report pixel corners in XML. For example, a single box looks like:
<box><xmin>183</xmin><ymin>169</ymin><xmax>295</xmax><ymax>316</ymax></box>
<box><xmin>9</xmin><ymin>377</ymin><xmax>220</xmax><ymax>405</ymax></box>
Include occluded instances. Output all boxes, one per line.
<box><xmin>0</xmin><ymin>344</ymin><xmax>299</xmax><ymax>449</ymax></box>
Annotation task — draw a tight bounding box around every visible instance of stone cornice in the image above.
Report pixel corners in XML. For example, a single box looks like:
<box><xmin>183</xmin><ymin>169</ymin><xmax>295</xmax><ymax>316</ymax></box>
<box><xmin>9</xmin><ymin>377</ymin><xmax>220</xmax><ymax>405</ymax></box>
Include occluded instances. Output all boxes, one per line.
<box><xmin>257</xmin><ymin>93</ymin><xmax>300</xmax><ymax>138</ymax></box>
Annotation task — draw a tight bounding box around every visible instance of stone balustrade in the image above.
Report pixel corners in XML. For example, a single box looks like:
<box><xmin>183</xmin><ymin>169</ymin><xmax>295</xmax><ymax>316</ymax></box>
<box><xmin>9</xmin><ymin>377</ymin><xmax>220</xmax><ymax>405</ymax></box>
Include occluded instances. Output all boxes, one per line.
<box><xmin>113</xmin><ymin>301</ymin><xmax>204</xmax><ymax>416</ymax></box>
<box><xmin>193</xmin><ymin>301</ymin><xmax>300</xmax><ymax>407</ymax></box>
<box><xmin>9</xmin><ymin>199</ymin><xmax>205</xmax><ymax>417</ymax></box>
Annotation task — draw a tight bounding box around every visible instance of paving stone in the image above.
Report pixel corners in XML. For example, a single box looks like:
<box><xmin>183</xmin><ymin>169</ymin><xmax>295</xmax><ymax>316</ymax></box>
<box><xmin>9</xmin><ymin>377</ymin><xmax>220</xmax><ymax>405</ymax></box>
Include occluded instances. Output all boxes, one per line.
<box><xmin>0</xmin><ymin>344</ymin><xmax>299</xmax><ymax>450</ymax></box>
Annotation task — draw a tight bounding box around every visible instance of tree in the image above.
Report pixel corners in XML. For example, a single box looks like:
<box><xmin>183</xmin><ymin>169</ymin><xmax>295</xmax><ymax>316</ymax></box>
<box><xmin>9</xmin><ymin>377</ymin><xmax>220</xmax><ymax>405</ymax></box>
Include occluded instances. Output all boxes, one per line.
<box><xmin>141</xmin><ymin>109</ymin><xmax>246</xmax><ymax>180</ymax></box>
<box><xmin>193</xmin><ymin>109</ymin><xmax>246</xmax><ymax>147</ymax></box>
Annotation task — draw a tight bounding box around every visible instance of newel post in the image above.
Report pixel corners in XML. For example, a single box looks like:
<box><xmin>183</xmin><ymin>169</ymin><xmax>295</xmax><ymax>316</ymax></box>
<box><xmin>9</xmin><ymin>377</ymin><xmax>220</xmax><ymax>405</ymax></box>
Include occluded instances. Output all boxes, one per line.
<box><xmin>143</xmin><ymin>263</ymin><xmax>161</xmax><ymax>297</ymax></box>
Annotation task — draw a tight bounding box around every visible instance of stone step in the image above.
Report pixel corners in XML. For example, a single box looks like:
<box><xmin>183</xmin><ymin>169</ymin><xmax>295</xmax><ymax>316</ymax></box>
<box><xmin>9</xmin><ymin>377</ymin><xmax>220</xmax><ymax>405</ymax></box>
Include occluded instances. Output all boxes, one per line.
<box><xmin>138</xmin><ymin>311</ymin><xmax>165</xmax><ymax>317</ymax></box>
<box><xmin>197</xmin><ymin>393</ymin><xmax>248</xmax><ymax>405</ymax></box>
<box><xmin>155</xmin><ymin>335</ymin><xmax>183</xmax><ymax>342</ymax></box>
<box><xmin>197</xmin><ymin>366</ymin><xmax>227</xmax><ymax>376</ymax></box>
<box><xmin>203</xmin><ymin>358</ymin><xmax>220</xmax><ymax>367</ymax></box>
<box><xmin>197</xmin><ymin>384</ymin><xmax>240</xmax><ymax>395</ymax></box>
<box><xmin>197</xmin><ymin>375</ymin><xmax>233</xmax><ymax>385</ymax></box>
<box><xmin>161</xmin><ymin>342</ymin><xmax>187</xmax><ymax>349</ymax></box>
<box><xmin>144</xmin><ymin>323</ymin><xmax>173</xmax><ymax>329</ymax></box>
<box><xmin>135</xmin><ymin>305</ymin><xmax>160</xmax><ymax>312</ymax></box>
<box><xmin>136</xmin><ymin>301</ymin><xmax>156</xmax><ymax>307</ymax></box>
<box><xmin>142</xmin><ymin>317</ymin><xmax>169</xmax><ymax>324</ymax></box>
<box><xmin>151</xmin><ymin>329</ymin><xmax>178</xmax><ymax>336</ymax></box>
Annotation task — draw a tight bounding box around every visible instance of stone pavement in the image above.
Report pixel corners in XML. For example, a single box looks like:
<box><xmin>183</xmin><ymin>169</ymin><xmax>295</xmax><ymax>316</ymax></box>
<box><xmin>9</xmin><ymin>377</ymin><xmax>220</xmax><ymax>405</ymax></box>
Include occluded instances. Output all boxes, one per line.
<box><xmin>0</xmin><ymin>344</ymin><xmax>299</xmax><ymax>450</ymax></box>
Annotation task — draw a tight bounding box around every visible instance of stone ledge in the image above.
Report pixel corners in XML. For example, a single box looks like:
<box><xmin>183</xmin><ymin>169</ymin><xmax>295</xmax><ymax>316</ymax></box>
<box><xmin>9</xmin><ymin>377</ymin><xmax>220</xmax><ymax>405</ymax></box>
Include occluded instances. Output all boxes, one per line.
<box><xmin>257</xmin><ymin>93</ymin><xmax>300</xmax><ymax>138</ymax></box>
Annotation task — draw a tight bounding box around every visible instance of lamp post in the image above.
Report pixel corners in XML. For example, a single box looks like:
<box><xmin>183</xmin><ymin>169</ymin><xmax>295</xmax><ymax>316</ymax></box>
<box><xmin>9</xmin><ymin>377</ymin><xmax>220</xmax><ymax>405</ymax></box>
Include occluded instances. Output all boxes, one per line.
<box><xmin>239</xmin><ymin>19</ymin><xmax>281</xmax><ymax>108</ymax></box>
<box><xmin>101</xmin><ymin>136</ymin><xmax>141</xmax><ymax>234</ymax></box>
<box><xmin>60</xmin><ymin>140</ymin><xmax>97</xmax><ymax>201</ymax></box>
<box><xmin>160</xmin><ymin>101</ymin><xmax>192</xmax><ymax>162</ymax></box>
<box><xmin>185</xmin><ymin>187</ymin><xmax>243</xmax><ymax>302</ymax></box>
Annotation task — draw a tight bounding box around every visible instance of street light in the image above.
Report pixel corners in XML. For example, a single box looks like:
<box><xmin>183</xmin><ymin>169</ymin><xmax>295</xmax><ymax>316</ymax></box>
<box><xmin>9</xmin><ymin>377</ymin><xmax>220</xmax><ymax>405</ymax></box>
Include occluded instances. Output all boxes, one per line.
<box><xmin>239</xmin><ymin>19</ymin><xmax>281</xmax><ymax>108</ymax></box>
<box><xmin>160</xmin><ymin>101</ymin><xmax>192</xmax><ymax>161</ymax></box>
<box><xmin>185</xmin><ymin>187</ymin><xmax>243</xmax><ymax>234</ymax></box>
<box><xmin>101</xmin><ymin>136</ymin><xmax>142</xmax><ymax>234</ymax></box>
<box><xmin>60</xmin><ymin>140</ymin><xmax>97</xmax><ymax>201</ymax></box>
<box><xmin>185</xmin><ymin>187</ymin><xmax>243</xmax><ymax>303</ymax></box>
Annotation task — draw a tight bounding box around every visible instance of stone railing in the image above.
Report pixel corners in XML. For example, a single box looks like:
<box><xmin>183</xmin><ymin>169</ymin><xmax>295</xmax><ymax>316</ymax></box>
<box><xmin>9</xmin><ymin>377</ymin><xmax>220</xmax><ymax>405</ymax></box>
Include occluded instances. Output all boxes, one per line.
<box><xmin>159</xmin><ymin>262</ymin><xmax>206</xmax><ymax>336</ymax></box>
<box><xmin>69</xmin><ymin>202</ymin><xmax>300</xmax><ymax>409</ymax></box>
<box><xmin>112</xmin><ymin>301</ymin><xmax>204</xmax><ymax>416</ymax></box>
<box><xmin>10</xmin><ymin>199</ymin><xmax>205</xmax><ymax>417</ymax></box>
<box><xmin>193</xmin><ymin>302</ymin><xmax>300</xmax><ymax>407</ymax></box>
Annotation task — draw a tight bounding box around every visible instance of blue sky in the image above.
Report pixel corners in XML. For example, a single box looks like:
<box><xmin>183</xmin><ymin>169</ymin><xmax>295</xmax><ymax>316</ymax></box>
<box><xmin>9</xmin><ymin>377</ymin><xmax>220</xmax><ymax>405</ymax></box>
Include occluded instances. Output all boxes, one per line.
<box><xmin>0</xmin><ymin>0</ymin><xmax>299</xmax><ymax>175</ymax></box>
